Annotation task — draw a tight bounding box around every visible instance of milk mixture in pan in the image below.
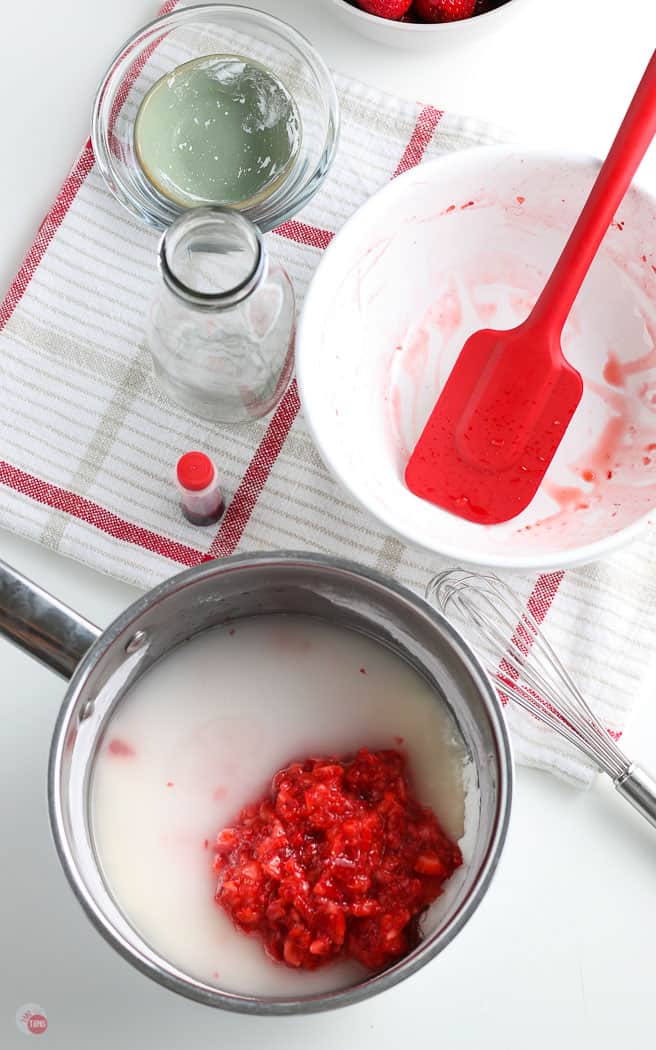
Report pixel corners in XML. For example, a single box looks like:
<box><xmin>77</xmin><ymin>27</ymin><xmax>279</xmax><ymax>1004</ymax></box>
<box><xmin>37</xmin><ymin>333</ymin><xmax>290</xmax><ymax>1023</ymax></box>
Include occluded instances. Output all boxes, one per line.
<box><xmin>91</xmin><ymin>615</ymin><xmax>470</xmax><ymax>996</ymax></box>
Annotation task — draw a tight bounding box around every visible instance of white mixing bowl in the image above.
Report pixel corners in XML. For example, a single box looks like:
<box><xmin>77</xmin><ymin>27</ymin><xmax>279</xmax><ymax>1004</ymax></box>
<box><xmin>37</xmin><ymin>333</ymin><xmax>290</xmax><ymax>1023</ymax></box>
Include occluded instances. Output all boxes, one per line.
<box><xmin>297</xmin><ymin>146</ymin><xmax>656</xmax><ymax>571</ymax></box>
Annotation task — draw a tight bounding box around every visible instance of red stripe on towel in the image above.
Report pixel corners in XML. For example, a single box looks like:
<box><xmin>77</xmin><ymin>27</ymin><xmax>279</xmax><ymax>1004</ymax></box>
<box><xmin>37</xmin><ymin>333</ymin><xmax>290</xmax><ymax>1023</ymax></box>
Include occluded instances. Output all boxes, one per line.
<box><xmin>274</xmin><ymin>220</ymin><xmax>335</xmax><ymax>250</ymax></box>
<box><xmin>206</xmin><ymin>381</ymin><xmax>302</xmax><ymax>559</ymax></box>
<box><xmin>0</xmin><ymin>461</ymin><xmax>204</xmax><ymax>568</ymax></box>
<box><xmin>0</xmin><ymin>142</ymin><xmax>95</xmax><ymax>331</ymax></box>
<box><xmin>392</xmin><ymin>105</ymin><xmax>443</xmax><ymax>178</ymax></box>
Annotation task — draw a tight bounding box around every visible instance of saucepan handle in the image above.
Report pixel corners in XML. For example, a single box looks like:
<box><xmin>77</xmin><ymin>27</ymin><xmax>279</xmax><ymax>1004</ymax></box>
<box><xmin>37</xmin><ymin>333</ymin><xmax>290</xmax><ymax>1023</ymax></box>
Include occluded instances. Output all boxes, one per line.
<box><xmin>0</xmin><ymin>558</ymin><xmax>101</xmax><ymax>680</ymax></box>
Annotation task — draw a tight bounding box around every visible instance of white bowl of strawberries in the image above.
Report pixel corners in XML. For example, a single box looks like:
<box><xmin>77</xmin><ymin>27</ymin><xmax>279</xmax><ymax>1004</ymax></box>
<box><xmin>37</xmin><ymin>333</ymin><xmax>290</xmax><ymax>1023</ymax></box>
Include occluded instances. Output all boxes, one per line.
<box><xmin>327</xmin><ymin>0</ymin><xmax>529</xmax><ymax>50</ymax></box>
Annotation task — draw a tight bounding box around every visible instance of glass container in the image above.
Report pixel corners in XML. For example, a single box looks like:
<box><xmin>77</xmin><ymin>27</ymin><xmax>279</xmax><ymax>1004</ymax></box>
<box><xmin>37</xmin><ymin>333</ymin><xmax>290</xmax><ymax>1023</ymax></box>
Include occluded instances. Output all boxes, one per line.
<box><xmin>92</xmin><ymin>4</ymin><xmax>339</xmax><ymax>232</ymax></box>
<box><xmin>148</xmin><ymin>206</ymin><xmax>295</xmax><ymax>423</ymax></box>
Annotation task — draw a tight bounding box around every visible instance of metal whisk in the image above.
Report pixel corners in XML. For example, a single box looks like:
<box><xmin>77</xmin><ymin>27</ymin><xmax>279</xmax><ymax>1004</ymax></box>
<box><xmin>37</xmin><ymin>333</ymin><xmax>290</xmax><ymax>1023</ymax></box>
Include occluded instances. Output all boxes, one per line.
<box><xmin>427</xmin><ymin>568</ymin><xmax>656</xmax><ymax>830</ymax></box>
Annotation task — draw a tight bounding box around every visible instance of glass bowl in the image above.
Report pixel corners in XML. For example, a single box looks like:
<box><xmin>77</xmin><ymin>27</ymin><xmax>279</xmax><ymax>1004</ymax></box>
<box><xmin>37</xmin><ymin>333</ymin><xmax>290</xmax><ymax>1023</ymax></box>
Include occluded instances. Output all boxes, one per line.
<box><xmin>91</xmin><ymin>4</ymin><xmax>340</xmax><ymax>232</ymax></box>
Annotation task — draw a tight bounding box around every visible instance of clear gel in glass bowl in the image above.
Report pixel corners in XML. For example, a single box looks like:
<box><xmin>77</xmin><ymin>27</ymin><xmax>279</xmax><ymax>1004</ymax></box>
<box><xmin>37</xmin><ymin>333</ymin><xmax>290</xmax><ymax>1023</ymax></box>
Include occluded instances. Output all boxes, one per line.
<box><xmin>91</xmin><ymin>4</ymin><xmax>340</xmax><ymax>232</ymax></box>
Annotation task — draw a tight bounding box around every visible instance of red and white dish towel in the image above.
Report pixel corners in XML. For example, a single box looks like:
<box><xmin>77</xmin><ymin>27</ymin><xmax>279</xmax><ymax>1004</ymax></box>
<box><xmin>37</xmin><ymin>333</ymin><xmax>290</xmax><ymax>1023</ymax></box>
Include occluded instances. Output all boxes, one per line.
<box><xmin>2</xmin><ymin>2</ymin><xmax>656</xmax><ymax>787</ymax></box>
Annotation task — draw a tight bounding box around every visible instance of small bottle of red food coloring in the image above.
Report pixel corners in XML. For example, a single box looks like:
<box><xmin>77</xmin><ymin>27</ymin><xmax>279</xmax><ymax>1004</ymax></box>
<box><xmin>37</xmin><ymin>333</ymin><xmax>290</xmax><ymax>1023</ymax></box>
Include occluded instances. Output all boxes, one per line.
<box><xmin>176</xmin><ymin>451</ymin><xmax>225</xmax><ymax>526</ymax></box>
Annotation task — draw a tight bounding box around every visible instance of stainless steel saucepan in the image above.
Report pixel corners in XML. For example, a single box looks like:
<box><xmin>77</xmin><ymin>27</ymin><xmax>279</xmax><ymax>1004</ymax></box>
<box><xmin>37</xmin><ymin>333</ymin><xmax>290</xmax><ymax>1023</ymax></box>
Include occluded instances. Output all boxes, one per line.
<box><xmin>0</xmin><ymin>551</ymin><xmax>512</xmax><ymax>1015</ymax></box>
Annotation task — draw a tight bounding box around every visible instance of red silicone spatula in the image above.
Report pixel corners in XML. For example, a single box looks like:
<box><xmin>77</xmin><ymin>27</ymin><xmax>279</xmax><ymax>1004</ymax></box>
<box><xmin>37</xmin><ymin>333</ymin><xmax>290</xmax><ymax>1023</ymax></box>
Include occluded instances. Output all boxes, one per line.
<box><xmin>405</xmin><ymin>49</ymin><xmax>656</xmax><ymax>525</ymax></box>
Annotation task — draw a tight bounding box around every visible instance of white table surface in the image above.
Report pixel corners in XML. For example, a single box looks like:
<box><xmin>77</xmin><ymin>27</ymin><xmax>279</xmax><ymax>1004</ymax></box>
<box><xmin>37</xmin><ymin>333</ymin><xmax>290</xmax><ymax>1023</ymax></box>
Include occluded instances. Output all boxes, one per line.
<box><xmin>1</xmin><ymin>1</ymin><xmax>656</xmax><ymax>1047</ymax></box>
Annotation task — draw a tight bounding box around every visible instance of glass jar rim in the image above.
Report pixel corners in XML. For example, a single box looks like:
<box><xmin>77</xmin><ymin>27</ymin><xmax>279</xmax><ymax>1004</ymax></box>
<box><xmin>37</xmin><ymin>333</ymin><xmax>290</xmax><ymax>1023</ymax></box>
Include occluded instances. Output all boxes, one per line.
<box><xmin>158</xmin><ymin>206</ymin><xmax>266</xmax><ymax>310</ymax></box>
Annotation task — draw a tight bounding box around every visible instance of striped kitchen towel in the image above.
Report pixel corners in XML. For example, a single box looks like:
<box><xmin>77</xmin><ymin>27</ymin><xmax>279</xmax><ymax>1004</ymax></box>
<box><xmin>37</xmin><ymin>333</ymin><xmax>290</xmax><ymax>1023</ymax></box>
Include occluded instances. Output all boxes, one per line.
<box><xmin>2</xmin><ymin>0</ymin><xmax>656</xmax><ymax>787</ymax></box>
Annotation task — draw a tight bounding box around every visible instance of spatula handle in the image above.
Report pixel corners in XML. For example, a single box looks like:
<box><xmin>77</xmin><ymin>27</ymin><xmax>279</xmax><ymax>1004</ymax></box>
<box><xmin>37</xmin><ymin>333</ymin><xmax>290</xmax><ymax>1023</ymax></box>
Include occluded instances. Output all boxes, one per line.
<box><xmin>531</xmin><ymin>49</ymin><xmax>656</xmax><ymax>336</ymax></box>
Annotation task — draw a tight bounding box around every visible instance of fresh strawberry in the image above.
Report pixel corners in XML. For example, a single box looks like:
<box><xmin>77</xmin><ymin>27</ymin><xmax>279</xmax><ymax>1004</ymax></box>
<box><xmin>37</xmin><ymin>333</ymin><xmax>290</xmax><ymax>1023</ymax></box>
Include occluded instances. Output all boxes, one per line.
<box><xmin>413</xmin><ymin>0</ymin><xmax>476</xmax><ymax>21</ymax></box>
<box><xmin>355</xmin><ymin>0</ymin><xmax>414</xmax><ymax>19</ymax></box>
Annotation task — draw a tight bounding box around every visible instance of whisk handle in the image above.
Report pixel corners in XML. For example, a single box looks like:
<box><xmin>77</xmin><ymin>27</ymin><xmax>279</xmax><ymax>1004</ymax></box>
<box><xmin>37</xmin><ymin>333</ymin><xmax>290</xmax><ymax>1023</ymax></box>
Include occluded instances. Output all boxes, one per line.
<box><xmin>615</xmin><ymin>765</ymin><xmax>656</xmax><ymax>830</ymax></box>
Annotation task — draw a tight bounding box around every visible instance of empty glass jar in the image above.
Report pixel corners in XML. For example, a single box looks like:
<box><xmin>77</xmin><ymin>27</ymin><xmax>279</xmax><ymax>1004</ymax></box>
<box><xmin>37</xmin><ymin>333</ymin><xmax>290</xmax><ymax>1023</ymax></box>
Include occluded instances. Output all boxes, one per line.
<box><xmin>148</xmin><ymin>206</ymin><xmax>295</xmax><ymax>423</ymax></box>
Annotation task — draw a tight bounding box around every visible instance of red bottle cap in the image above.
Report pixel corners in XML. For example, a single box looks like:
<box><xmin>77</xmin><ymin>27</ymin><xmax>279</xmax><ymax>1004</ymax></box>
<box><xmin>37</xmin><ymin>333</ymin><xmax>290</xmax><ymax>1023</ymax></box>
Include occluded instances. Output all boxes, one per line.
<box><xmin>176</xmin><ymin>451</ymin><xmax>215</xmax><ymax>492</ymax></box>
